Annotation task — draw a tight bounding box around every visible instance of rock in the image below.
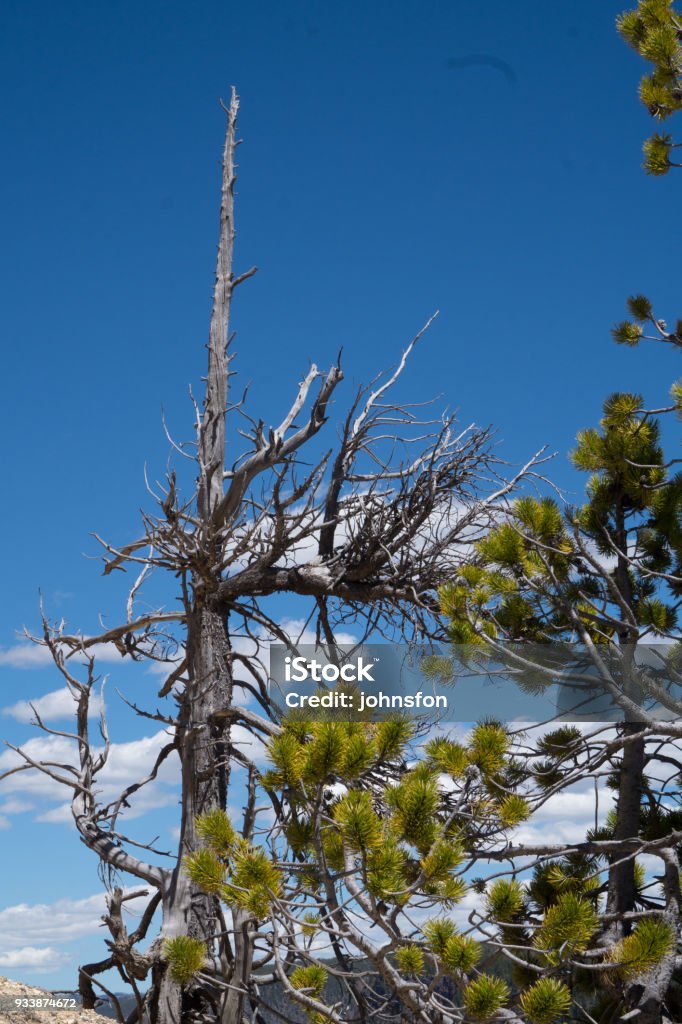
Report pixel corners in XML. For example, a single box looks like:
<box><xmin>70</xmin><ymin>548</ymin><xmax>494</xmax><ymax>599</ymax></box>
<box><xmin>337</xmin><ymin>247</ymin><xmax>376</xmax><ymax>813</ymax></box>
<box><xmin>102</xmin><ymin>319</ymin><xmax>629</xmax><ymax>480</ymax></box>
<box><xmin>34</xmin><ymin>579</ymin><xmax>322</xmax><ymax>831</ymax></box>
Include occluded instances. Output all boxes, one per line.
<box><xmin>0</xmin><ymin>976</ymin><xmax>112</xmax><ymax>1024</ymax></box>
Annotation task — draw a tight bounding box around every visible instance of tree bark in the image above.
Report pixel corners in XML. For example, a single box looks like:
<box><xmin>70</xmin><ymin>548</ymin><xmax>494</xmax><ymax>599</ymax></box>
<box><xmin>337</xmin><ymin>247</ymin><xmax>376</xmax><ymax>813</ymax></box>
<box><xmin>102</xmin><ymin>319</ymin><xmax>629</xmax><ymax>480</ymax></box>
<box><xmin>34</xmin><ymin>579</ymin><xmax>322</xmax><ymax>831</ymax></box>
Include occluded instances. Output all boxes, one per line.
<box><xmin>605</xmin><ymin>504</ymin><xmax>646</xmax><ymax>938</ymax></box>
<box><xmin>153</xmin><ymin>89</ymin><xmax>244</xmax><ymax>1024</ymax></box>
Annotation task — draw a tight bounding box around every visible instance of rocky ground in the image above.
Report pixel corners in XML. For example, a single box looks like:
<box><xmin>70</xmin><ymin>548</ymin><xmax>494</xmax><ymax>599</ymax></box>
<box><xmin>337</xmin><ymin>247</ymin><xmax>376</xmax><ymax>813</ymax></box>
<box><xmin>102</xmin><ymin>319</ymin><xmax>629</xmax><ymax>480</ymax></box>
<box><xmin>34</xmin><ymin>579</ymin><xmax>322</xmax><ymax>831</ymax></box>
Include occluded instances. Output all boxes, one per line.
<box><xmin>0</xmin><ymin>977</ymin><xmax>112</xmax><ymax>1024</ymax></box>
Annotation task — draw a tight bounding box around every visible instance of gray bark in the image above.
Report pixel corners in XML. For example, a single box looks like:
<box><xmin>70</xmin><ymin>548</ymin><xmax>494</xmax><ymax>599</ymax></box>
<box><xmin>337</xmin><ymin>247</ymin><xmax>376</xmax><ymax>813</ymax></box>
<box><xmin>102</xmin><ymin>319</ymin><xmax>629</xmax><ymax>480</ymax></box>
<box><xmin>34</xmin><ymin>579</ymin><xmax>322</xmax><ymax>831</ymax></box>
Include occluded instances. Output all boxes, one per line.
<box><xmin>154</xmin><ymin>90</ymin><xmax>244</xmax><ymax>1024</ymax></box>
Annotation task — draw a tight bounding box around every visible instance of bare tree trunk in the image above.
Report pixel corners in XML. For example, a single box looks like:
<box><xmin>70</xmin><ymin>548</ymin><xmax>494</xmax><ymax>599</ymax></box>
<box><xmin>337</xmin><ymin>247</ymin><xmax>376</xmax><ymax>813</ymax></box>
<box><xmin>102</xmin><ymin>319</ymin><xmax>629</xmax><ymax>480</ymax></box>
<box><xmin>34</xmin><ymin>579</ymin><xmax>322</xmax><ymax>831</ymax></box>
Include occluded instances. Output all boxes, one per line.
<box><xmin>629</xmin><ymin>848</ymin><xmax>681</xmax><ymax>1024</ymax></box>
<box><xmin>605</xmin><ymin>509</ymin><xmax>646</xmax><ymax>939</ymax></box>
<box><xmin>154</xmin><ymin>89</ymin><xmax>247</xmax><ymax>1024</ymax></box>
<box><xmin>606</xmin><ymin>723</ymin><xmax>645</xmax><ymax>925</ymax></box>
<box><xmin>221</xmin><ymin>907</ymin><xmax>255</xmax><ymax>1023</ymax></box>
<box><xmin>153</xmin><ymin>606</ymin><xmax>234</xmax><ymax>1022</ymax></box>
<box><xmin>182</xmin><ymin>605</ymin><xmax>233</xmax><ymax>955</ymax></box>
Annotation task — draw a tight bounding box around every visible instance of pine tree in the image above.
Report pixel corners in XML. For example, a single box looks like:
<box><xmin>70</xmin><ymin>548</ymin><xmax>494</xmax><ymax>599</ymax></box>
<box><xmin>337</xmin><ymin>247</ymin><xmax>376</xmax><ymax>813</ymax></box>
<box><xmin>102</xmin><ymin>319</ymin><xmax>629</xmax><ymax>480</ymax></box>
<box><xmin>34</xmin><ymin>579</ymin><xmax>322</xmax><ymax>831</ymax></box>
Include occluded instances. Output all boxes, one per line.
<box><xmin>618</xmin><ymin>0</ymin><xmax>682</xmax><ymax>172</ymax></box>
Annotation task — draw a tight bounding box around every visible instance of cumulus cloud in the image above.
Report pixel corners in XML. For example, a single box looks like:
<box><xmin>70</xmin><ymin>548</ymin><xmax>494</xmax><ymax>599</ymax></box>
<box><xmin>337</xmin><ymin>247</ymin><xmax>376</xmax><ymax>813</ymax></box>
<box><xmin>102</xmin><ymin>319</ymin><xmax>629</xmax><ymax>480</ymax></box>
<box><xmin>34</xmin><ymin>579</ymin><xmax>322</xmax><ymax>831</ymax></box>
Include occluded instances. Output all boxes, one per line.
<box><xmin>231</xmin><ymin>724</ymin><xmax>268</xmax><ymax>765</ymax></box>
<box><xmin>0</xmin><ymin>645</ymin><xmax>55</xmax><ymax>669</ymax></box>
<box><xmin>145</xmin><ymin>657</ymin><xmax>184</xmax><ymax>679</ymax></box>
<box><xmin>0</xmin><ymin>895</ymin><xmax>105</xmax><ymax>949</ymax></box>
<box><xmin>0</xmin><ymin>729</ymin><xmax>180</xmax><ymax>820</ymax></box>
<box><xmin>0</xmin><ymin>736</ymin><xmax>76</xmax><ymax>803</ymax></box>
<box><xmin>0</xmin><ymin>799</ymin><xmax>34</xmax><ymax>815</ymax></box>
<box><xmin>0</xmin><ymin>892</ymin><xmax>151</xmax><ymax>953</ymax></box>
<box><xmin>3</xmin><ymin>687</ymin><xmax>103</xmax><ymax>724</ymax></box>
<box><xmin>36</xmin><ymin>785</ymin><xmax>178</xmax><ymax>825</ymax></box>
<box><xmin>33</xmin><ymin>803</ymin><xmax>74</xmax><ymax>825</ymax></box>
<box><xmin>99</xmin><ymin>731</ymin><xmax>178</xmax><ymax>787</ymax></box>
<box><xmin>452</xmin><ymin>889</ymin><xmax>485</xmax><ymax>935</ymax></box>
<box><xmin>0</xmin><ymin>642</ymin><xmax>124</xmax><ymax>670</ymax></box>
<box><xmin>0</xmin><ymin>947</ymin><xmax>70</xmax><ymax>973</ymax></box>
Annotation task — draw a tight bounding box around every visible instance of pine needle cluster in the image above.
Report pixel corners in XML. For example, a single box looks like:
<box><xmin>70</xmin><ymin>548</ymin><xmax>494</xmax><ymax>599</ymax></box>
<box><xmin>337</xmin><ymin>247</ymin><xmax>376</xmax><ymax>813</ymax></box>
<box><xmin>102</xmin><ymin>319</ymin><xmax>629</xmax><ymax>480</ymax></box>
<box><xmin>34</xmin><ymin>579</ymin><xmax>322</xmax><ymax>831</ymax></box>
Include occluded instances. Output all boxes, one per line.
<box><xmin>171</xmin><ymin>808</ymin><xmax>282</xmax><ymax>986</ymax></box>
<box><xmin>617</xmin><ymin>1</ymin><xmax>682</xmax><ymax>172</ymax></box>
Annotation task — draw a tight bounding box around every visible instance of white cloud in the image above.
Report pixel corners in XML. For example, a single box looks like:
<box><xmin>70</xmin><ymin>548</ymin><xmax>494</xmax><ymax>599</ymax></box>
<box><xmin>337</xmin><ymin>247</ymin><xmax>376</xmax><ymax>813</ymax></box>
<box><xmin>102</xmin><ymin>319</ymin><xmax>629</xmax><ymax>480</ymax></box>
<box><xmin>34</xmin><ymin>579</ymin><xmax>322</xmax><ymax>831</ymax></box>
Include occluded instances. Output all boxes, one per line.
<box><xmin>452</xmin><ymin>889</ymin><xmax>485</xmax><ymax>935</ymax></box>
<box><xmin>36</xmin><ymin>786</ymin><xmax>178</xmax><ymax>825</ymax></box>
<box><xmin>0</xmin><ymin>892</ymin><xmax>150</xmax><ymax>951</ymax></box>
<box><xmin>0</xmin><ymin>641</ymin><xmax>124</xmax><ymax>670</ymax></box>
<box><xmin>0</xmin><ymin>723</ymin><xmax>263</xmax><ymax>825</ymax></box>
<box><xmin>0</xmin><ymin>736</ymin><xmax>77</xmax><ymax>802</ymax></box>
<box><xmin>231</xmin><ymin>724</ymin><xmax>267</xmax><ymax>765</ymax></box>
<box><xmin>99</xmin><ymin>731</ymin><xmax>178</xmax><ymax>787</ymax></box>
<box><xmin>0</xmin><ymin>730</ymin><xmax>180</xmax><ymax>819</ymax></box>
<box><xmin>0</xmin><ymin>799</ymin><xmax>34</xmax><ymax>814</ymax></box>
<box><xmin>512</xmin><ymin>818</ymin><xmax>596</xmax><ymax>847</ymax></box>
<box><xmin>274</xmin><ymin>619</ymin><xmax>358</xmax><ymax>648</ymax></box>
<box><xmin>533</xmin><ymin>789</ymin><xmax>614</xmax><ymax>822</ymax></box>
<box><xmin>145</xmin><ymin>656</ymin><xmax>183</xmax><ymax>679</ymax></box>
<box><xmin>0</xmin><ymin>895</ymin><xmax>105</xmax><ymax>949</ymax></box>
<box><xmin>33</xmin><ymin>803</ymin><xmax>73</xmax><ymax>825</ymax></box>
<box><xmin>0</xmin><ymin>645</ymin><xmax>54</xmax><ymax>669</ymax></box>
<box><xmin>0</xmin><ymin>815</ymin><xmax>9</xmax><ymax>830</ymax></box>
<box><xmin>2</xmin><ymin>687</ymin><xmax>103</xmax><ymax>724</ymax></box>
<box><xmin>507</xmin><ymin>780</ymin><xmax>616</xmax><ymax>849</ymax></box>
<box><xmin>0</xmin><ymin>947</ymin><xmax>70</xmax><ymax>973</ymax></box>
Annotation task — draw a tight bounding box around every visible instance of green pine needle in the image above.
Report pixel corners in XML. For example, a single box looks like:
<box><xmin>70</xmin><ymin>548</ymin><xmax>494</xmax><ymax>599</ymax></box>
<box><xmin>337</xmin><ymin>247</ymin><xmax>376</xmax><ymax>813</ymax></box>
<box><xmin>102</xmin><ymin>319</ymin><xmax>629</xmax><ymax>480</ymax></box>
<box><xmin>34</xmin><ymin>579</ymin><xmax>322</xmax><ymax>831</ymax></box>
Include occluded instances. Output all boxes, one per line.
<box><xmin>612</xmin><ymin>320</ymin><xmax>645</xmax><ymax>346</ymax></box>
<box><xmin>486</xmin><ymin>878</ymin><xmax>525</xmax><ymax>921</ymax></box>
<box><xmin>643</xmin><ymin>131</ymin><xmax>673</xmax><ymax>174</ymax></box>
<box><xmin>639</xmin><ymin>22</ymin><xmax>681</xmax><ymax>65</ymax></box>
<box><xmin>520</xmin><ymin>977</ymin><xmax>572</xmax><ymax>1024</ymax></box>
<box><xmin>425</xmin><ymin>737</ymin><xmax>469</xmax><ymax>777</ymax></box>
<box><xmin>163</xmin><ymin>935</ymin><xmax>207</xmax><ymax>985</ymax></box>
<box><xmin>374</xmin><ymin>718</ymin><xmax>414</xmax><ymax>760</ymax></box>
<box><xmin>441</xmin><ymin>933</ymin><xmax>481</xmax><ymax>973</ymax></box>
<box><xmin>423</xmin><ymin>917</ymin><xmax>458</xmax><ymax>956</ymax></box>
<box><xmin>301</xmin><ymin>912</ymin><xmax>320</xmax><ymax>937</ymax></box>
<box><xmin>468</xmin><ymin>722</ymin><xmax>509</xmax><ymax>776</ymax></box>
<box><xmin>498</xmin><ymin>793</ymin><xmax>531</xmax><ymax>827</ymax></box>
<box><xmin>183</xmin><ymin>848</ymin><xmax>225</xmax><ymax>895</ymax></box>
<box><xmin>640</xmin><ymin>73</ymin><xmax>679</xmax><ymax>116</ymax></box>
<box><xmin>290</xmin><ymin>963</ymin><xmax>328</xmax><ymax>996</ymax></box>
<box><xmin>223</xmin><ymin>842</ymin><xmax>282</xmax><ymax>918</ymax></box>
<box><xmin>617</xmin><ymin>10</ymin><xmax>647</xmax><ymax>49</ymax></box>
<box><xmin>534</xmin><ymin>893</ymin><xmax>599</xmax><ymax>956</ymax></box>
<box><xmin>267</xmin><ymin>732</ymin><xmax>306</xmax><ymax>786</ymax></box>
<box><xmin>609</xmin><ymin>917</ymin><xmax>675</xmax><ymax>977</ymax></box>
<box><xmin>626</xmin><ymin>294</ymin><xmax>654</xmax><ymax>321</ymax></box>
<box><xmin>195</xmin><ymin>809</ymin><xmax>236</xmax><ymax>856</ymax></box>
<box><xmin>341</xmin><ymin>731</ymin><xmax>376</xmax><ymax>778</ymax></box>
<box><xmin>536</xmin><ymin>727</ymin><xmax>582</xmax><ymax>756</ymax></box>
<box><xmin>305</xmin><ymin>722</ymin><xmax>346</xmax><ymax>780</ymax></box>
<box><xmin>333</xmin><ymin>790</ymin><xmax>383</xmax><ymax>851</ymax></box>
<box><xmin>394</xmin><ymin>944</ymin><xmax>425</xmax><ymax>974</ymax></box>
<box><xmin>386</xmin><ymin>772</ymin><xmax>440</xmax><ymax>851</ymax></box>
<box><xmin>366</xmin><ymin>840</ymin><xmax>409</xmax><ymax>902</ymax></box>
<box><xmin>463</xmin><ymin>975</ymin><xmax>510</xmax><ymax>1021</ymax></box>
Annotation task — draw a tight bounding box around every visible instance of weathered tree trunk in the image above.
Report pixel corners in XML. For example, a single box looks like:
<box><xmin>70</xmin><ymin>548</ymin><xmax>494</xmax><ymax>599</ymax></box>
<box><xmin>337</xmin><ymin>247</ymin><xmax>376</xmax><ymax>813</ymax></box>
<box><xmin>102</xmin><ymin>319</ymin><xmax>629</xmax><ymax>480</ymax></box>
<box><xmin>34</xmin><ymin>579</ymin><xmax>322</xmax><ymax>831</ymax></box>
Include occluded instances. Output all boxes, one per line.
<box><xmin>221</xmin><ymin>906</ymin><xmax>255</xmax><ymax>1022</ymax></box>
<box><xmin>629</xmin><ymin>848</ymin><xmax>681</xmax><ymax>1024</ymax></box>
<box><xmin>154</xmin><ymin>89</ymin><xmax>249</xmax><ymax>1024</ymax></box>
<box><xmin>605</xmin><ymin>511</ymin><xmax>647</xmax><ymax>939</ymax></box>
<box><xmin>154</xmin><ymin>606</ymin><xmax>234</xmax><ymax>1022</ymax></box>
<box><xmin>606</xmin><ymin>723</ymin><xmax>645</xmax><ymax>926</ymax></box>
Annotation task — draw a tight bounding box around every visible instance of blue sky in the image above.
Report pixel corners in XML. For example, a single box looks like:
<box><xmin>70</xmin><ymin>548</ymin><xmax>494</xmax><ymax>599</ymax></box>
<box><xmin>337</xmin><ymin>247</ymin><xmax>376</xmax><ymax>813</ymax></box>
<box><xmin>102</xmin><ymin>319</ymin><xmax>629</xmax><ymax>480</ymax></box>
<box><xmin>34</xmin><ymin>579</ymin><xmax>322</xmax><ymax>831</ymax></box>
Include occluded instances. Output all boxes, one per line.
<box><xmin>1</xmin><ymin>0</ymin><xmax>682</xmax><ymax>991</ymax></box>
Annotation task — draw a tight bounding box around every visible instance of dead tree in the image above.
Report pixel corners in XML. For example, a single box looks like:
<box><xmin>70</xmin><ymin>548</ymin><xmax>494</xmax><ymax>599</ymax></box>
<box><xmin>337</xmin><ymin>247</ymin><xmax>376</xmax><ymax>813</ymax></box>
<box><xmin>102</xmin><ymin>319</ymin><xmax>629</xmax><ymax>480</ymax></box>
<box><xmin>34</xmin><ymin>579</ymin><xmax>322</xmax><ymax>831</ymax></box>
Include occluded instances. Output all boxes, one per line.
<box><xmin>1</xmin><ymin>91</ymin><xmax>549</xmax><ymax>1024</ymax></box>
